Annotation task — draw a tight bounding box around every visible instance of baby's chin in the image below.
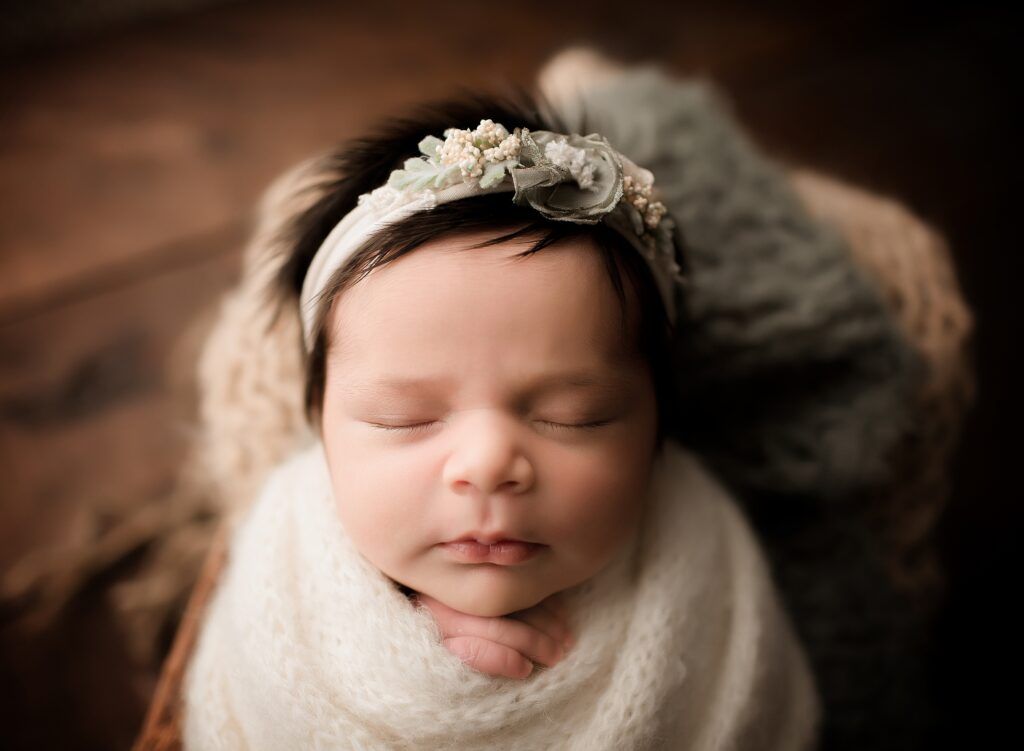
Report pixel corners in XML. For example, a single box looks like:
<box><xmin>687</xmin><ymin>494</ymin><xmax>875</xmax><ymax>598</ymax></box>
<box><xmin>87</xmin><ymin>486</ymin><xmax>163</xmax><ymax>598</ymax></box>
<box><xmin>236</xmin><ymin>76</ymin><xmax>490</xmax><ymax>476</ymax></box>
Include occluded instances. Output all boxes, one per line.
<box><xmin>444</xmin><ymin>591</ymin><xmax>539</xmax><ymax>618</ymax></box>
<box><xmin>413</xmin><ymin>566</ymin><xmax>566</xmax><ymax>618</ymax></box>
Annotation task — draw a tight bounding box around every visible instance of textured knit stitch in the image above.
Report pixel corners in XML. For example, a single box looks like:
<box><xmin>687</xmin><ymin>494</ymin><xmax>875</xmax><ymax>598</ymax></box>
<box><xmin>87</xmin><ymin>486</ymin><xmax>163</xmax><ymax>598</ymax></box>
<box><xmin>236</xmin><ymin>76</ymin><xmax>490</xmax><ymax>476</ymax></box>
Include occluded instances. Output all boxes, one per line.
<box><xmin>183</xmin><ymin>438</ymin><xmax>819</xmax><ymax>750</ymax></box>
<box><xmin>541</xmin><ymin>61</ymin><xmax>926</xmax><ymax>505</ymax></box>
<box><xmin>535</xmin><ymin>54</ymin><xmax>952</xmax><ymax>749</ymax></box>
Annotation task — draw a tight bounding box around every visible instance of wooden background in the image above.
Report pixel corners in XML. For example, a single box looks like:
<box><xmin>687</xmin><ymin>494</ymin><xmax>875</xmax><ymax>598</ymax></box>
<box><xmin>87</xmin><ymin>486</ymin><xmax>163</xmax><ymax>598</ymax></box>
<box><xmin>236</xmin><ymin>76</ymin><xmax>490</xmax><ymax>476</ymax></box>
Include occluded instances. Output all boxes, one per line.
<box><xmin>0</xmin><ymin>1</ymin><xmax>1016</xmax><ymax>749</ymax></box>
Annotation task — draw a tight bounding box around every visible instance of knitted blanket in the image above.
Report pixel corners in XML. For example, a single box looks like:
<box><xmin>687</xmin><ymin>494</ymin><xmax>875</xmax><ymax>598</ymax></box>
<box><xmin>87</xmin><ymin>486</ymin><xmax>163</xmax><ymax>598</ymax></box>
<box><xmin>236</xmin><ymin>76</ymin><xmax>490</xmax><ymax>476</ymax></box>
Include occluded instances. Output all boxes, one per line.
<box><xmin>183</xmin><ymin>438</ymin><xmax>818</xmax><ymax>750</ymax></box>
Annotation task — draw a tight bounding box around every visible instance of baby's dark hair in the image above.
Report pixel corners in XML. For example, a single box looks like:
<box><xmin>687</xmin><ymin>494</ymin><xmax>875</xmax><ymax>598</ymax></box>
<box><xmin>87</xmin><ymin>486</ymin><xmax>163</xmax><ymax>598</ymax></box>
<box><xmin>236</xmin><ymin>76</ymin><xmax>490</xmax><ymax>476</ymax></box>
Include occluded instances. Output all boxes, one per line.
<box><xmin>272</xmin><ymin>88</ymin><xmax>686</xmax><ymax>450</ymax></box>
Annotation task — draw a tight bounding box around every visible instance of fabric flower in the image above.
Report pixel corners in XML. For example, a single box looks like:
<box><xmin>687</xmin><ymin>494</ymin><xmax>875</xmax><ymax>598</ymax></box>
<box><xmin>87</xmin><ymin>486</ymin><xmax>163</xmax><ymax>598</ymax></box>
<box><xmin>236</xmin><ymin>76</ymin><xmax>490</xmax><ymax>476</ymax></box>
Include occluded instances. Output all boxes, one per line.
<box><xmin>510</xmin><ymin>129</ymin><xmax>624</xmax><ymax>224</ymax></box>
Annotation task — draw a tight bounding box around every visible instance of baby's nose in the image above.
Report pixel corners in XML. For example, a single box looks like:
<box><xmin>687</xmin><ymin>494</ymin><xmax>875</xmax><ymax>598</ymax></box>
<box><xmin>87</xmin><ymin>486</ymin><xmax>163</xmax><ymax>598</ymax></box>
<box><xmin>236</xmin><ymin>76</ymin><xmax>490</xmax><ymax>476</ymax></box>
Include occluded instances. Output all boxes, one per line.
<box><xmin>441</xmin><ymin>413</ymin><xmax>535</xmax><ymax>495</ymax></box>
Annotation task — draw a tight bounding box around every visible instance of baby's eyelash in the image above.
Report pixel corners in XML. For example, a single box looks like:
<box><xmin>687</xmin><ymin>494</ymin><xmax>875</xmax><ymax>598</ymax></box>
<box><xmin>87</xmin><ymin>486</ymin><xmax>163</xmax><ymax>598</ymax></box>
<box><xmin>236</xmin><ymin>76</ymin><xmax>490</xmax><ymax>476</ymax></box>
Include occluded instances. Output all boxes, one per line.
<box><xmin>368</xmin><ymin>421</ymin><xmax>437</xmax><ymax>433</ymax></box>
<box><xmin>539</xmin><ymin>419</ymin><xmax>612</xmax><ymax>431</ymax></box>
<box><xmin>367</xmin><ymin>419</ymin><xmax>613</xmax><ymax>434</ymax></box>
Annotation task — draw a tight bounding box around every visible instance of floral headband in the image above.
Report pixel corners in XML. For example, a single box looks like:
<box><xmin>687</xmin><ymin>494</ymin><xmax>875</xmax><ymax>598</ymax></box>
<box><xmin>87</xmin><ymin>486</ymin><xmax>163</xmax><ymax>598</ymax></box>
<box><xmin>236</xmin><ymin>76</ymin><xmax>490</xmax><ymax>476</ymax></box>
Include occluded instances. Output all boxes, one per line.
<box><xmin>299</xmin><ymin>119</ymin><xmax>686</xmax><ymax>351</ymax></box>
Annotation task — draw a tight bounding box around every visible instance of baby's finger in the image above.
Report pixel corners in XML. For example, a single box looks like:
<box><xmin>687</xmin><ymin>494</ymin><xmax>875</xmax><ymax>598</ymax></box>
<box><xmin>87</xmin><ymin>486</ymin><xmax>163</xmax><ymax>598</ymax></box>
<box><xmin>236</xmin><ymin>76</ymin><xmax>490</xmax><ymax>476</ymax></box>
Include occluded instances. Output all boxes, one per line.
<box><xmin>416</xmin><ymin>594</ymin><xmax>565</xmax><ymax>669</ymax></box>
<box><xmin>443</xmin><ymin>636</ymin><xmax>533</xmax><ymax>680</ymax></box>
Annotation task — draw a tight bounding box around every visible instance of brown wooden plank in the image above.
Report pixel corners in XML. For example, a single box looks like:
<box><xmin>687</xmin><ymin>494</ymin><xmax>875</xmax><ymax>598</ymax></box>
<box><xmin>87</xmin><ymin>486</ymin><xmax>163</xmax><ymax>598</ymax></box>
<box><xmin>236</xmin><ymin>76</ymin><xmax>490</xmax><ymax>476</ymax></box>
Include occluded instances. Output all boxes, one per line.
<box><xmin>0</xmin><ymin>1</ymin><xmax>895</xmax><ymax>321</ymax></box>
<box><xmin>0</xmin><ymin>223</ymin><xmax>243</xmax><ymax>573</ymax></box>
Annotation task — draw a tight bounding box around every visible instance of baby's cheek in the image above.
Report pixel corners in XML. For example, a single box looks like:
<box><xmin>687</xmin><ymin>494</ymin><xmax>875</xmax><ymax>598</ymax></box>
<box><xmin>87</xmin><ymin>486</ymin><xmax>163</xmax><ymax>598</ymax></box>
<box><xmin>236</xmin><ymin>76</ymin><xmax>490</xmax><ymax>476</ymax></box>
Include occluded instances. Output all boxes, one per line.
<box><xmin>544</xmin><ymin>458</ymin><xmax>647</xmax><ymax>555</ymax></box>
<box><xmin>329</xmin><ymin>464</ymin><xmax>421</xmax><ymax>564</ymax></box>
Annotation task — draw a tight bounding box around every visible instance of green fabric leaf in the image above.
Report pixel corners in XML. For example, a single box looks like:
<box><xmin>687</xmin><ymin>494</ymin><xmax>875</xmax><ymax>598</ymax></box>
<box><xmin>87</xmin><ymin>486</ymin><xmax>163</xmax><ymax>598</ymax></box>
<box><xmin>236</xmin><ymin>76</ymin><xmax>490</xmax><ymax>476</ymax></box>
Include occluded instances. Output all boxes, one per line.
<box><xmin>418</xmin><ymin>135</ymin><xmax>444</xmax><ymax>159</ymax></box>
<box><xmin>388</xmin><ymin>156</ymin><xmax>452</xmax><ymax>191</ymax></box>
<box><xmin>411</xmin><ymin>172</ymin><xmax>437</xmax><ymax>191</ymax></box>
<box><xmin>402</xmin><ymin>157</ymin><xmax>432</xmax><ymax>172</ymax></box>
<box><xmin>387</xmin><ymin>171</ymin><xmax>411</xmax><ymax>189</ymax></box>
<box><xmin>439</xmin><ymin>164</ymin><xmax>462</xmax><ymax>186</ymax></box>
<box><xmin>479</xmin><ymin>161</ymin><xmax>507</xmax><ymax>188</ymax></box>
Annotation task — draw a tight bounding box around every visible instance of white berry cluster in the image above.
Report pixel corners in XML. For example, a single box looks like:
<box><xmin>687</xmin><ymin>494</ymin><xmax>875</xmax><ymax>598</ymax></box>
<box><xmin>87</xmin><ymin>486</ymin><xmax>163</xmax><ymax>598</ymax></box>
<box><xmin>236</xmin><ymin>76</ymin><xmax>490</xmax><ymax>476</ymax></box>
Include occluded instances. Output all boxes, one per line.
<box><xmin>623</xmin><ymin>174</ymin><xmax>667</xmax><ymax>229</ymax></box>
<box><xmin>438</xmin><ymin>119</ymin><xmax>522</xmax><ymax>179</ymax></box>
<box><xmin>544</xmin><ymin>138</ymin><xmax>596</xmax><ymax>189</ymax></box>
<box><xmin>358</xmin><ymin>183</ymin><xmax>437</xmax><ymax>215</ymax></box>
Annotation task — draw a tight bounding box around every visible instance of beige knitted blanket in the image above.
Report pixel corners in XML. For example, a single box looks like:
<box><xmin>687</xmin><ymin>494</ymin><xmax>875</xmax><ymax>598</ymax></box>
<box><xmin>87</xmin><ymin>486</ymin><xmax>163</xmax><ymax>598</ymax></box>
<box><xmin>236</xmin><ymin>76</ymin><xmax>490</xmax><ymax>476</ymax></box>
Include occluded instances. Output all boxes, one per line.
<box><xmin>183</xmin><ymin>438</ymin><xmax>818</xmax><ymax>750</ymax></box>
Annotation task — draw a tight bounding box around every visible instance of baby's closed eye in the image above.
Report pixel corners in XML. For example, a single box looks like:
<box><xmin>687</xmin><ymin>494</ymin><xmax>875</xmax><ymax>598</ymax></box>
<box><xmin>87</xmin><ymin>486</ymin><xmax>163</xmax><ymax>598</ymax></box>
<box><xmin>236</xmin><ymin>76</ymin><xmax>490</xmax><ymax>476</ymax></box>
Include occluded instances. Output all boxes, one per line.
<box><xmin>365</xmin><ymin>417</ymin><xmax>614</xmax><ymax>432</ymax></box>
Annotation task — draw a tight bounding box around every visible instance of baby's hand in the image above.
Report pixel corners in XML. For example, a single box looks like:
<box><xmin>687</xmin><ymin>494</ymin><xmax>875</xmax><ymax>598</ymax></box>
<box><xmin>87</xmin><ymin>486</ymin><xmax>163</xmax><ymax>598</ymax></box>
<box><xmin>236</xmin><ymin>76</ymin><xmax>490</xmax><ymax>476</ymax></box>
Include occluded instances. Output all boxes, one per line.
<box><xmin>412</xmin><ymin>592</ymin><xmax>575</xmax><ymax>680</ymax></box>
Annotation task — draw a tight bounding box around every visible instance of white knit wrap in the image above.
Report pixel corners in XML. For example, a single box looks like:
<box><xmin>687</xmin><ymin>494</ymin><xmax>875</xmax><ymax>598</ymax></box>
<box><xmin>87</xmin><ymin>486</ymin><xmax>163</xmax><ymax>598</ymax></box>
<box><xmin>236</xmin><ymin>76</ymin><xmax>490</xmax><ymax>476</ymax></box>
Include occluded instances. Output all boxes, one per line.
<box><xmin>183</xmin><ymin>439</ymin><xmax>819</xmax><ymax>750</ymax></box>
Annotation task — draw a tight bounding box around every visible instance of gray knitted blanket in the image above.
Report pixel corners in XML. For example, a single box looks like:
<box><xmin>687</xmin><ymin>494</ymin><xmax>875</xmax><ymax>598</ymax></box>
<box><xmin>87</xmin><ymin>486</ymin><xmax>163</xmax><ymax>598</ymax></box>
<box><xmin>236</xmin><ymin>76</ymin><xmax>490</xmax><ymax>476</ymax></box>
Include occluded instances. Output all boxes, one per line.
<box><xmin>549</xmin><ymin>65</ymin><xmax>930</xmax><ymax>750</ymax></box>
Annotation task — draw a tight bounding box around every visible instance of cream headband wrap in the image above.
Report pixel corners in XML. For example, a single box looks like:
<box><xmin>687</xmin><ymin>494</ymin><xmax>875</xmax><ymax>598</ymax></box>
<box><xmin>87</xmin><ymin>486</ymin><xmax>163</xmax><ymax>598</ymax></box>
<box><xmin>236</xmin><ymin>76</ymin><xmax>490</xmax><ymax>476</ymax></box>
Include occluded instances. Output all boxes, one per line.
<box><xmin>299</xmin><ymin>120</ymin><xmax>687</xmax><ymax>351</ymax></box>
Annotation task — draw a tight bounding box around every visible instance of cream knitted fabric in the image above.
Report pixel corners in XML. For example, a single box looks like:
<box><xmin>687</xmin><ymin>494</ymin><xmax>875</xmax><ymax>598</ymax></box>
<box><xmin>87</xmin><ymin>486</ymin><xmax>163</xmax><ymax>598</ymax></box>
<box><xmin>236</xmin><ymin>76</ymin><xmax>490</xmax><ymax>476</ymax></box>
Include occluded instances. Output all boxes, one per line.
<box><xmin>183</xmin><ymin>438</ymin><xmax>819</xmax><ymax>750</ymax></box>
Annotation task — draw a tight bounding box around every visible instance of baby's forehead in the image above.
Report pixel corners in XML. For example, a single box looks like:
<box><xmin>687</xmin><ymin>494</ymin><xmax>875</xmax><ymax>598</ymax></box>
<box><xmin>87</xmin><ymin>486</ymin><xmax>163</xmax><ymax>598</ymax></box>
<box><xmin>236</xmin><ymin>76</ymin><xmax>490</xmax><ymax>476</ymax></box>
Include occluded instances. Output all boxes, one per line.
<box><xmin>327</xmin><ymin>234</ymin><xmax>642</xmax><ymax>372</ymax></box>
<box><xmin>342</xmin><ymin>230</ymin><xmax>631</xmax><ymax>314</ymax></box>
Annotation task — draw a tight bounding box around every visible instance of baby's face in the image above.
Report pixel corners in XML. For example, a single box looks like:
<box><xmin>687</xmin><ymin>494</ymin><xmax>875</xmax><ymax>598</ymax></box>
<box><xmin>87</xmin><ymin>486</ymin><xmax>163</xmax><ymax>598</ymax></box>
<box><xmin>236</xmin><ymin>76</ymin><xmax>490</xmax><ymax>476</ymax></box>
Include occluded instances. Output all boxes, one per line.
<box><xmin>320</xmin><ymin>230</ymin><xmax>659</xmax><ymax>617</ymax></box>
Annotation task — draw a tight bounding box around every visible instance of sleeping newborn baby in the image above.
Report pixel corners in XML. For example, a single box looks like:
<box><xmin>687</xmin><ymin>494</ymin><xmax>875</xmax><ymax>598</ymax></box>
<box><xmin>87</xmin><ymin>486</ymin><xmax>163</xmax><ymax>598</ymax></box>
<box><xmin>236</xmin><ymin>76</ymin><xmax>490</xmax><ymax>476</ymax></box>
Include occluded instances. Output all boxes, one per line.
<box><xmin>320</xmin><ymin>229</ymin><xmax>657</xmax><ymax>677</ymax></box>
<box><xmin>183</xmin><ymin>86</ymin><xmax>820</xmax><ymax>750</ymax></box>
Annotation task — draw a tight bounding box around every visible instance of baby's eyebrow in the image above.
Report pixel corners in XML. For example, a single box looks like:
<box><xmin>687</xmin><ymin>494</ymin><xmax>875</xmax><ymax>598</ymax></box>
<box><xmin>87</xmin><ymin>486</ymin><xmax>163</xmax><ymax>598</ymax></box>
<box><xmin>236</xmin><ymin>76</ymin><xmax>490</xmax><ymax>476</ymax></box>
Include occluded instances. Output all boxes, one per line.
<box><xmin>523</xmin><ymin>371</ymin><xmax>635</xmax><ymax>395</ymax></box>
<box><xmin>342</xmin><ymin>370</ymin><xmax>634</xmax><ymax>398</ymax></box>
